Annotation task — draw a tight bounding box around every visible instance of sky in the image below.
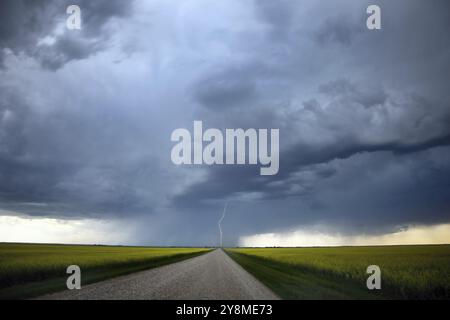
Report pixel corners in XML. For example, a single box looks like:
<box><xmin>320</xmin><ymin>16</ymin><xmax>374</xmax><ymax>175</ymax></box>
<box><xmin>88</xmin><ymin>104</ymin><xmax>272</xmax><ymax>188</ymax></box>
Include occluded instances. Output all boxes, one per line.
<box><xmin>0</xmin><ymin>0</ymin><xmax>449</xmax><ymax>247</ymax></box>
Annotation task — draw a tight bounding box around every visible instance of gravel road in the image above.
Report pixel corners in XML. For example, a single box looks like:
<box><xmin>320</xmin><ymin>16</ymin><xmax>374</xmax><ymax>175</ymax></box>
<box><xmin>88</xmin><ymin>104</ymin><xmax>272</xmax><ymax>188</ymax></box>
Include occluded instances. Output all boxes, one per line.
<box><xmin>39</xmin><ymin>249</ymin><xmax>279</xmax><ymax>300</ymax></box>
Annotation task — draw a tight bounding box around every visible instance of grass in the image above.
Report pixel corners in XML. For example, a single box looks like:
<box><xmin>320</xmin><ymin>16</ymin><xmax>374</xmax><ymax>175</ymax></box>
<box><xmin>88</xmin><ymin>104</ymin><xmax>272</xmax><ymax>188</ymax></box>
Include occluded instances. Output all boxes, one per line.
<box><xmin>0</xmin><ymin>243</ymin><xmax>210</xmax><ymax>299</ymax></box>
<box><xmin>226</xmin><ymin>245</ymin><xmax>450</xmax><ymax>300</ymax></box>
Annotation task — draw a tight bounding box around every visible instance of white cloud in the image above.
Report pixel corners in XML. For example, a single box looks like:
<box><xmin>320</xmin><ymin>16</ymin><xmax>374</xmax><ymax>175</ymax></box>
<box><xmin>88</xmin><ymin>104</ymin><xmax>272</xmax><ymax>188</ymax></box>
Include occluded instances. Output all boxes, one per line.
<box><xmin>0</xmin><ymin>215</ymin><xmax>133</xmax><ymax>245</ymax></box>
<box><xmin>239</xmin><ymin>224</ymin><xmax>450</xmax><ymax>247</ymax></box>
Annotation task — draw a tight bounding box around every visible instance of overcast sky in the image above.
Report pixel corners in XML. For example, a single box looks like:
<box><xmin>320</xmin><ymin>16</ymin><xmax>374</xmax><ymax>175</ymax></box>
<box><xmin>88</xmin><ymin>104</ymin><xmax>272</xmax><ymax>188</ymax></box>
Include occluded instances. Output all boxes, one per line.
<box><xmin>1</xmin><ymin>0</ymin><xmax>449</xmax><ymax>246</ymax></box>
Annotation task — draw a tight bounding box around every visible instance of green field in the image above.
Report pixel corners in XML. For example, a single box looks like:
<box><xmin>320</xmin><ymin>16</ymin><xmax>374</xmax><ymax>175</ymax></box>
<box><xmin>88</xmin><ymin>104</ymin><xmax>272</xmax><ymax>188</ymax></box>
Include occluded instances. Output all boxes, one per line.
<box><xmin>0</xmin><ymin>243</ymin><xmax>210</xmax><ymax>299</ymax></box>
<box><xmin>226</xmin><ymin>245</ymin><xmax>450</xmax><ymax>300</ymax></box>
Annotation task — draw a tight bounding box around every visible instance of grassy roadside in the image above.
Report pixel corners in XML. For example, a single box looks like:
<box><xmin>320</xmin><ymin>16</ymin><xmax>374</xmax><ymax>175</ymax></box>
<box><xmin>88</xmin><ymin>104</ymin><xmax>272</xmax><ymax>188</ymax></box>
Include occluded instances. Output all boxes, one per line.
<box><xmin>0</xmin><ymin>243</ymin><xmax>211</xmax><ymax>299</ymax></box>
<box><xmin>226</xmin><ymin>250</ymin><xmax>379</xmax><ymax>299</ymax></box>
<box><xmin>226</xmin><ymin>245</ymin><xmax>450</xmax><ymax>300</ymax></box>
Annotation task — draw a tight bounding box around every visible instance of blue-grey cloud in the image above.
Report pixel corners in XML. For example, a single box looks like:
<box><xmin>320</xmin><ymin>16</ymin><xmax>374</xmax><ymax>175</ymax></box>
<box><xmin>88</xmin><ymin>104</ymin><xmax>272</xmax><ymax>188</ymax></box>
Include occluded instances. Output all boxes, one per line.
<box><xmin>0</xmin><ymin>0</ymin><xmax>134</xmax><ymax>69</ymax></box>
<box><xmin>0</xmin><ymin>0</ymin><xmax>450</xmax><ymax>245</ymax></box>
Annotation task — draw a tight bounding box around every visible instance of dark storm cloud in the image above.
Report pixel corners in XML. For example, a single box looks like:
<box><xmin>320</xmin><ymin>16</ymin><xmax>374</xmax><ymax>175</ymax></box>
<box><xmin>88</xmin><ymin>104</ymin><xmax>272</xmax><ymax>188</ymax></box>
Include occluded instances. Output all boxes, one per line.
<box><xmin>192</xmin><ymin>67</ymin><xmax>257</xmax><ymax>111</ymax></box>
<box><xmin>318</xmin><ymin>78</ymin><xmax>388</xmax><ymax>108</ymax></box>
<box><xmin>179</xmin><ymin>71</ymin><xmax>450</xmax><ymax>208</ymax></box>
<box><xmin>170</xmin><ymin>0</ymin><xmax>450</xmax><ymax>242</ymax></box>
<box><xmin>254</xmin><ymin>0</ymin><xmax>294</xmax><ymax>40</ymax></box>
<box><xmin>315</xmin><ymin>15</ymin><xmax>363</xmax><ymax>46</ymax></box>
<box><xmin>0</xmin><ymin>0</ymin><xmax>53</xmax><ymax>66</ymax></box>
<box><xmin>172</xmin><ymin>146</ymin><xmax>450</xmax><ymax>243</ymax></box>
<box><xmin>1</xmin><ymin>0</ymin><xmax>450</xmax><ymax>245</ymax></box>
<box><xmin>35</xmin><ymin>36</ymin><xmax>101</xmax><ymax>70</ymax></box>
<box><xmin>0</xmin><ymin>0</ymin><xmax>134</xmax><ymax>69</ymax></box>
<box><xmin>0</xmin><ymin>79</ymin><xmax>168</xmax><ymax>219</ymax></box>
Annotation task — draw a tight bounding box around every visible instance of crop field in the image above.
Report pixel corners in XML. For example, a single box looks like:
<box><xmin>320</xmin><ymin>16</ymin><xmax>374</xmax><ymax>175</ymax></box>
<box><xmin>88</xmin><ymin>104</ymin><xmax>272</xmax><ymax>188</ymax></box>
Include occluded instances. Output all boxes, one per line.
<box><xmin>226</xmin><ymin>245</ymin><xmax>450</xmax><ymax>299</ymax></box>
<box><xmin>0</xmin><ymin>243</ymin><xmax>210</xmax><ymax>299</ymax></box>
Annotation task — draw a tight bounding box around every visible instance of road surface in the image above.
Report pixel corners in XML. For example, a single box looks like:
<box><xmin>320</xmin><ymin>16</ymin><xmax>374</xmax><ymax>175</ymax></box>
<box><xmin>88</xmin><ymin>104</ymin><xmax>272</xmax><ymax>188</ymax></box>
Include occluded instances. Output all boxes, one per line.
<box><xmin>39</xmin><ymin>249</ymin><xmax>279</xmax><ymax>300</ymax></box>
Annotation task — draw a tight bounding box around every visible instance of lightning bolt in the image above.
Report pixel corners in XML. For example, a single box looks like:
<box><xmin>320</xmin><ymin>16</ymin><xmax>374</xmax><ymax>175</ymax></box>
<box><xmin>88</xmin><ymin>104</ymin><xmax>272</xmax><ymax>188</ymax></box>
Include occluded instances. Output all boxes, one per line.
<box><xmin>218</xmin><ymin>202</ymin><xmax>228</xmax><ymax>248</ymax></box>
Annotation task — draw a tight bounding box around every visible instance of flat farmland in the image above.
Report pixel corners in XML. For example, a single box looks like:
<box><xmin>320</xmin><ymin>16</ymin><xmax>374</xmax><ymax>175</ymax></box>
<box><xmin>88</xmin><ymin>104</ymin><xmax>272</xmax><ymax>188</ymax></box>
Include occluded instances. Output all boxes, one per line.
<box><xmin>226</xmin><ymin>245</ymin><xmax>450</xmax><ymax>299</ymax></box>
<box><xmin>0</xmin><ymin>243</ymin><xmax>210</xmax><ymax>299</ymax></box>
